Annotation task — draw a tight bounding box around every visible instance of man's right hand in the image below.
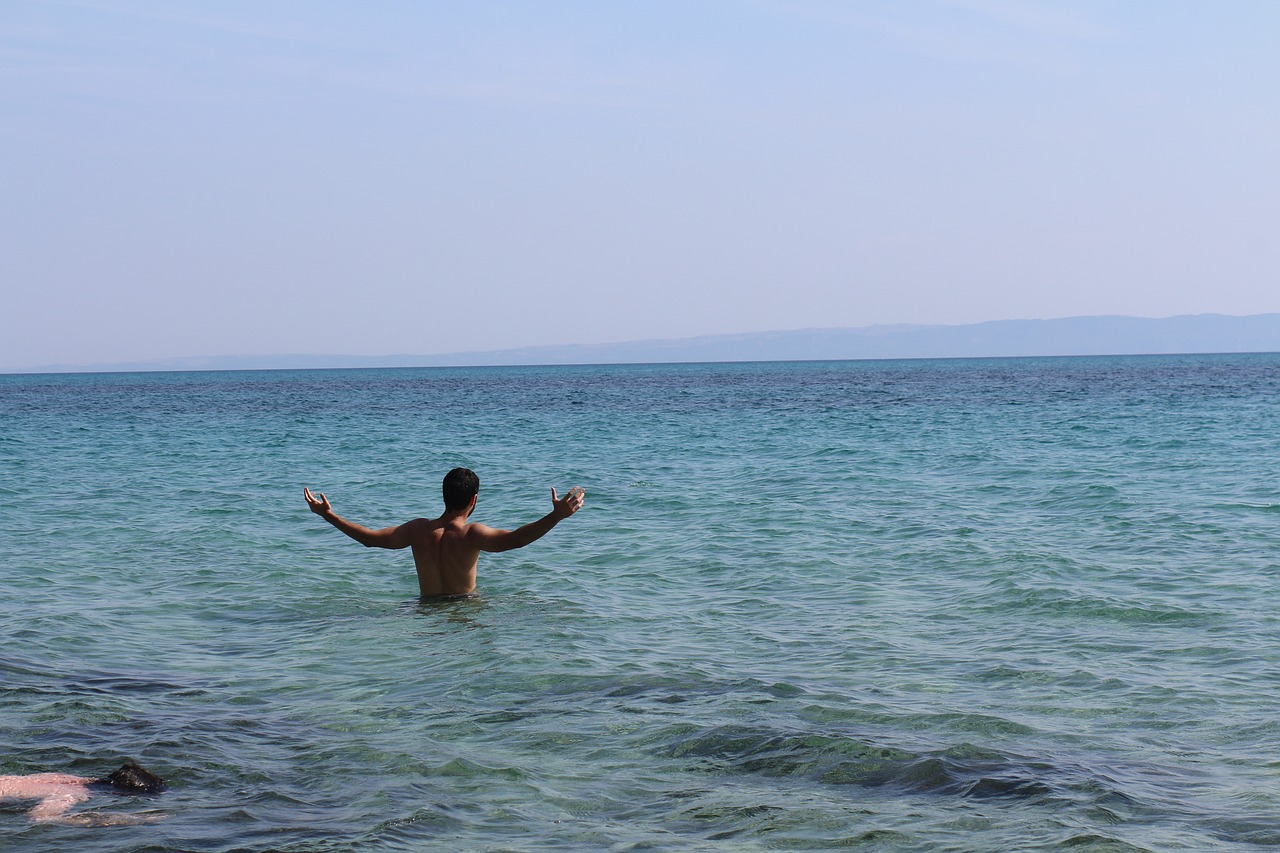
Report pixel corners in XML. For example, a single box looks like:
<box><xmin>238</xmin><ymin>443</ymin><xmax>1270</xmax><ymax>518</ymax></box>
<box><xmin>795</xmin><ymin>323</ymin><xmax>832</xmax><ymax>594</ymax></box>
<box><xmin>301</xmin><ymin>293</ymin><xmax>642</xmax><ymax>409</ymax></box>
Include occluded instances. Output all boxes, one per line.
<box><xmin>304</xmin><ymin>487</ymin><xmax>332</xmax><ymax>517</ymax></box>
<box><xmin>551</xmin><ymin>486</ymin><xmax>586</xmax><ymax>520</ymax></box>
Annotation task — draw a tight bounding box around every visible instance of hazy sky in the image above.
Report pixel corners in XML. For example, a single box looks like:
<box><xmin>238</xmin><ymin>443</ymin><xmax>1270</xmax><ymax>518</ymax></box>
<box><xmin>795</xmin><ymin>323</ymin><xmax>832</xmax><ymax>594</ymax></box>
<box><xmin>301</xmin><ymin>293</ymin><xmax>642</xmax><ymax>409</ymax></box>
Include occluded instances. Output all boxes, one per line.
<box><xmin>2</xmin><ymin>1</ymin><xmax>1277</xmax><ymax>368</ymax></box>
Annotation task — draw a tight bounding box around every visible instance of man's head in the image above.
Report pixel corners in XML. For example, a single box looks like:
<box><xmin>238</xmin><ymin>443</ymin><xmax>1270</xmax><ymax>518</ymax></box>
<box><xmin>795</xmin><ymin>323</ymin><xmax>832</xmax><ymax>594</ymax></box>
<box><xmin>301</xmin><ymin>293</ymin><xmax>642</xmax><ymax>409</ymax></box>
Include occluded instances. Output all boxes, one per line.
<box><xmin>443</xmin><ymin>467</ymin><xmax>479</xmax><ymax>512</ymax></box>
<box><xmin>101</xmin><ymin>761</ymin><xmax>166</xmax><ymax>794</ymax></box>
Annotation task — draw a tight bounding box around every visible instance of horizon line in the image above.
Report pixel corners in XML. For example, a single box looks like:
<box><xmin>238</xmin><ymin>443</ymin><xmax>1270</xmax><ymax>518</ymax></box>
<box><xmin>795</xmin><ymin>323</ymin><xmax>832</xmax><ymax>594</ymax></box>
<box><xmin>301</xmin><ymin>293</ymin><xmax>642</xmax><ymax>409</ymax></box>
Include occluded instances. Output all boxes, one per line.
<box><xmin>5</xmin><ymin>311</ymin><xmax>1279</xmax><ymax>375</ymax></box>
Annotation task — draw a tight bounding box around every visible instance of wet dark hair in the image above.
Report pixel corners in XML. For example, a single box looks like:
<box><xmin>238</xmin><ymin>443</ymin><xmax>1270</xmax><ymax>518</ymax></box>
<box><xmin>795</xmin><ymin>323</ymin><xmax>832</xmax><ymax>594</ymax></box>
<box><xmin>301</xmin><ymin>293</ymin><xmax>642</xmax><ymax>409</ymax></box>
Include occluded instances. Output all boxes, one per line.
<box><xmin>442</xmin><ymin>467</ymin><xmax>479</xmax><ymax>511</ymax></box>
<box><xmin>101</xmin><ymin>761</ymin><xmax>166</xmax><ymax>794</ymax></box>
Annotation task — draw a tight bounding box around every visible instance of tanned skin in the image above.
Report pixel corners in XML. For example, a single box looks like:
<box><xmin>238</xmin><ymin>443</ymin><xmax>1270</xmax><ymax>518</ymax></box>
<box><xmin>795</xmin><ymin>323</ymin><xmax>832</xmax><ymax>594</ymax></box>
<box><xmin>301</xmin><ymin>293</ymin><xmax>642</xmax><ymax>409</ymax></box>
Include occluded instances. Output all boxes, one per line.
<box><xmin>304</xmin><ymin>484</ymin><xmax>585</xmax><ymax>596</ymax></box>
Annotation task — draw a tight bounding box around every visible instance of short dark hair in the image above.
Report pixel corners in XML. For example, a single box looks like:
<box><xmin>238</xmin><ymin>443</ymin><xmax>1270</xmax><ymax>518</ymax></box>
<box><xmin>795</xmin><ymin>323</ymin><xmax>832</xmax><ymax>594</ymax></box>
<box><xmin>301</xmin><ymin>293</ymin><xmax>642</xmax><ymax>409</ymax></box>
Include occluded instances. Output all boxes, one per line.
<box><xmin>442</xmin><ymin>468</ymin><xmax>479</xmax><ymax>511</ymax></box>
<box><xmin>102</xmin><ymin>761</ymin><xmax>166</xmax><ymax>794</ymax></box>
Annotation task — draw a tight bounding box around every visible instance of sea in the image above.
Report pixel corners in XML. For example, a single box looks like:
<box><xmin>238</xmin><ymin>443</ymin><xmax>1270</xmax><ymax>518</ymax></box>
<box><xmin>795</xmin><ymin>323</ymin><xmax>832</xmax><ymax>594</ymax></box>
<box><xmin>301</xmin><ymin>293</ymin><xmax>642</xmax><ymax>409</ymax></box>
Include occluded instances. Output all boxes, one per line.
<box><xmin>2</xmin><ymin>354</ymin><xmax>1278</xmax><ymax>852</ymax></box>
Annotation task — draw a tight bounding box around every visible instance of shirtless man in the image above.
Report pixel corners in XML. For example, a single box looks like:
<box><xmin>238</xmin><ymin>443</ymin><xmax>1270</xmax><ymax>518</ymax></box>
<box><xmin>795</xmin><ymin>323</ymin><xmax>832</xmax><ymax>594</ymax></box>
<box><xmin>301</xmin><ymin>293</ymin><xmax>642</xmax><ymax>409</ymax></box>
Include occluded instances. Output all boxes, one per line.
<box><xmin>304</xmin><ymin>467</ymin><xmax>585</xmax><ymax>597</ymax></box>
<box><xmin>0</xmin><ymin>761</ymin><xmax>165</xmax><ymax>826</ymax></box>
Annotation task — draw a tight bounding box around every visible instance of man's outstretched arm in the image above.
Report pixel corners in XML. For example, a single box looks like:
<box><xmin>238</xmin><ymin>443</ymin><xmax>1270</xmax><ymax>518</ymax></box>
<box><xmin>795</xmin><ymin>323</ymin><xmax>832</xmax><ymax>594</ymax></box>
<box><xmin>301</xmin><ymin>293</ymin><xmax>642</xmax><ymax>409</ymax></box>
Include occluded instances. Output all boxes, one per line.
<box><xmin>304</xmin><ymin>488</ymin><xmax>413</xmax><ymax>549</ymax></box>
<box><xmin>469</xmin><ymin>487</ymin><xmax>586</xmax><ymax>553</ymax></box>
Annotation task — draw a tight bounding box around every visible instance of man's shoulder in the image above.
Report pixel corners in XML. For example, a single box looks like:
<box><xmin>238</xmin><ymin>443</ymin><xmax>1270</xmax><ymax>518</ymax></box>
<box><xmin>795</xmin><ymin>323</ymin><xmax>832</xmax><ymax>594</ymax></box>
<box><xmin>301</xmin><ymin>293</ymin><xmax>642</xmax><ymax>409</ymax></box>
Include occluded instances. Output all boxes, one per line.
<box><xmin>398</xmin><ymin>517</ymin><xmax>440</xmax><ymax>537</ymax></box>
<box><xmin>404</xmin><ymin>517</ymin><xmax>478</xmax><ymax>537</ymax></box>
<box><xmin>402</xmin><ymin>516</ymin><xmax>449</xmax><ymax>530</ymax></box>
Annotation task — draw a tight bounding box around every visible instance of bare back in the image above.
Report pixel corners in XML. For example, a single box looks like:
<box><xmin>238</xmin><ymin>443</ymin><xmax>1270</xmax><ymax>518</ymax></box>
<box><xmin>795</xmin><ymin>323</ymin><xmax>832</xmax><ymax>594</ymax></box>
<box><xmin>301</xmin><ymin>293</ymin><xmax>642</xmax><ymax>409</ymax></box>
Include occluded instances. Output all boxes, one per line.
<box><xmin>402</xmin><ymin>517</ymin><xmax>484</xmax><ymax>596</ymax></box>
<box><xmin>0</xmin><ymin>773</ymin><xmax>165</xmax><ymax>826</ymax></box>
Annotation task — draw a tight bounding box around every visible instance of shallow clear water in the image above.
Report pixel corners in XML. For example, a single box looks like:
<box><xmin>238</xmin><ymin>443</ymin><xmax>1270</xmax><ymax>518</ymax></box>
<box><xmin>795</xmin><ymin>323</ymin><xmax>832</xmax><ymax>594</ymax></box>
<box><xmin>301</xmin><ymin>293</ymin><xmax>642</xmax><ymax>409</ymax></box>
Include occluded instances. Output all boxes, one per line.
<box><xmin>2</xmin><ymin>355</ymin><xmax>1279</xmax><ymax>852</ymax></box>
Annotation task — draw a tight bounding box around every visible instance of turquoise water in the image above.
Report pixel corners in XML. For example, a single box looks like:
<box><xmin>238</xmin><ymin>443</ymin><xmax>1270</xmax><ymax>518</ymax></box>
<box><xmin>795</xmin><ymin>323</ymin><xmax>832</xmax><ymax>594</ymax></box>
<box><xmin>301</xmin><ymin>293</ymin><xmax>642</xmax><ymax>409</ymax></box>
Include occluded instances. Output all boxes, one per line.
<box><xmin>2</xmin><ymin>355</ymin><xmax>1279</xmax><ymax>852</ymax></box>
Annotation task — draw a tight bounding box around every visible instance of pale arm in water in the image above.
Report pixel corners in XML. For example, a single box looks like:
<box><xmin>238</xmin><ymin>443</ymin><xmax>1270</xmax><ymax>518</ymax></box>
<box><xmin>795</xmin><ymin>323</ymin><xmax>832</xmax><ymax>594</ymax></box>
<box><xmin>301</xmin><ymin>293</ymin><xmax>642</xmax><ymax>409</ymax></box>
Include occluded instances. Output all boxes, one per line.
<box><xmin>0</xmin><ymin>773</ymin><xmax>165</xmax><ymax>826</ymax></box>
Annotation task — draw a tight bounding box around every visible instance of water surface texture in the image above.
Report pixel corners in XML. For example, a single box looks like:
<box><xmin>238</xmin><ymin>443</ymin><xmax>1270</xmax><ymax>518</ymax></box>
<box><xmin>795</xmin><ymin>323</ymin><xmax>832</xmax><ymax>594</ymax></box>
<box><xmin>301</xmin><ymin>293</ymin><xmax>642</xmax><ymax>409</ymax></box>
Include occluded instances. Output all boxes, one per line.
<box><xmin>3</xmin><ymin>355</ymin><xmax>1279</xmax><ymax>851</ymax></box>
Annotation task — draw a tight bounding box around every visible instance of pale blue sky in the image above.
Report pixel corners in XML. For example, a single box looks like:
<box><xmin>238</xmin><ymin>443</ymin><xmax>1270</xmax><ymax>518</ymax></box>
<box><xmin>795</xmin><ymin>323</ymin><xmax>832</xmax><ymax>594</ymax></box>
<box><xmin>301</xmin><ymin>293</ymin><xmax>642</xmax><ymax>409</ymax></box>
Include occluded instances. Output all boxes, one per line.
<box><xmin>2</xmin><ymin>1</ymin><xmax>1277</xmax><ymax>368</ymax></box>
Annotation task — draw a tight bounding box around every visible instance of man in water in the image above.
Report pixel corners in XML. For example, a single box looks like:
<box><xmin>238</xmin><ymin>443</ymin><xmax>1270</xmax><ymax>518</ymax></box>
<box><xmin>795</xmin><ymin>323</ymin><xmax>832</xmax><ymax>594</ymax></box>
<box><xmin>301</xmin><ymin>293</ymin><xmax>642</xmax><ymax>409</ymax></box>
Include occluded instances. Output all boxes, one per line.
<box><xmin>0</xmin><ymin>761</ymin><xmax>165</xmax><ymax>826</ymax></box>
<box><xmin>304</xmin><ymin>467</ymin><xmax>586</xmax><ymax>597</ymax></box>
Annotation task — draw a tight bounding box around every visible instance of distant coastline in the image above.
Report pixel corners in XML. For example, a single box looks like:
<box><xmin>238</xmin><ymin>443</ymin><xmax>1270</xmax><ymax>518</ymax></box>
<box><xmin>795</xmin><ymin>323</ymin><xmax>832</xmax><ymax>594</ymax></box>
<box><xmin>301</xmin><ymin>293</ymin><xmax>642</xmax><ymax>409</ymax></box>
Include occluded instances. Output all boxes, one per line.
<box><xmin>7</xmin><ymin>312</ymin><xmax>1280</xmax><ymax>374</ymax></box>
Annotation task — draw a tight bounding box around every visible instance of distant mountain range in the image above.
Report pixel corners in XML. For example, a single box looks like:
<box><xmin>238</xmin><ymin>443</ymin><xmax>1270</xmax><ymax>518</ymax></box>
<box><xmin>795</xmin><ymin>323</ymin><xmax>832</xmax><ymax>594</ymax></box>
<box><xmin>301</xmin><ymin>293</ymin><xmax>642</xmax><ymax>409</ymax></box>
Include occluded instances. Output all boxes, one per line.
<box><xmin>11</xmin><ymin>313</ymin><xmax>1280</xmax><ymax>373</ymax></box>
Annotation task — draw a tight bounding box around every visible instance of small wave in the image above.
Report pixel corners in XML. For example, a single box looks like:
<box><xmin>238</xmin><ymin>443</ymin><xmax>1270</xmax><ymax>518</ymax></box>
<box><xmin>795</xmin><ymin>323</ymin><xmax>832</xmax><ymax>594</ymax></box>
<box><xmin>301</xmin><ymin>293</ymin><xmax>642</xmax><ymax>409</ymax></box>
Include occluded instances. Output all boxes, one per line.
<box><xmin>69</xmin><ymin>673</ymin><xmax>210</xmax><ymax>696</ymax></box>
<box><xmin>656</xmin><ymin>724</ymin><xmax>1109</xmax><ymax>805</ymax></box>
<box><xmin>1056</xmin><ymin>833</ymin><xmax>1155</xmax><ymax>851</ymax></box>
<box><xmin>1035</xmin><ymin>482</ymin><xmax>1134</xmax><ymax>513</ymax></box>
<box><xmin>434</xmin><ymin>756</ymin><xmax>526</xmax><ymax>781</ymax></box>
<box><xmin>0</xmin><ymin>655</ymin><xmax>55</xmax><ymax>681</ymax></box>
<box><xmin>986</xmin><ymin>586</ymin><xmax>1215</xmax><ymax>626</ymax></box>
<box><xmin>905</xmin><ymin>711</ymin><xmax>1039</xmax><ymax>736</ymax></box>
<box><xmin>1210</xmin><ymin>501</ymin><xmax>1280</xmax><ymax>514</ymax></box>
<box><xmin>1207</xmin><ymin>814</ymin><xmax>1280</xmax><ymax>845</ymax></box>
